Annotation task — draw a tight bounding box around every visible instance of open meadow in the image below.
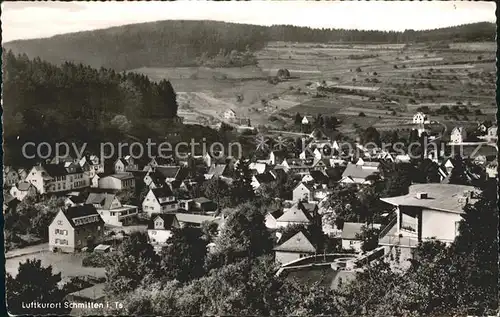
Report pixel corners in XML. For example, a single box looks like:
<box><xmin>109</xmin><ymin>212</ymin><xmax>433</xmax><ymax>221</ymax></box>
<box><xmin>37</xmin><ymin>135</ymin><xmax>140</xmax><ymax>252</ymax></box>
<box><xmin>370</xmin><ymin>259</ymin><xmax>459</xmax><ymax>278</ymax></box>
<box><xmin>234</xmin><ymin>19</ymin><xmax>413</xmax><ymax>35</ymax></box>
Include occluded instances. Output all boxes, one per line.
<box><xmin>132</xmin><ymin>41</ymin><xmax>496</xmax><ymax>136</ymax></box>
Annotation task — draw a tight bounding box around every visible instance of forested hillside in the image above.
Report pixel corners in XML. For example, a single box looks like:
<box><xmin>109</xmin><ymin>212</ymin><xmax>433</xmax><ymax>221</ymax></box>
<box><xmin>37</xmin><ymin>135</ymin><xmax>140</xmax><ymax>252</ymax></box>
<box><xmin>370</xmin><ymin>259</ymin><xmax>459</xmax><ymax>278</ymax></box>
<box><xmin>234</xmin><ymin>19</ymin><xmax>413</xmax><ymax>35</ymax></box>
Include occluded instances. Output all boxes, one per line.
<box><xmin>3</xmin><ymin>21</ymin><xmax>495</xmax><ymax>71</ymax></box>
<box><xmin>2</xmin><ymin>51</ymin><xmax>182</xmax><ymax>165</ymax></box>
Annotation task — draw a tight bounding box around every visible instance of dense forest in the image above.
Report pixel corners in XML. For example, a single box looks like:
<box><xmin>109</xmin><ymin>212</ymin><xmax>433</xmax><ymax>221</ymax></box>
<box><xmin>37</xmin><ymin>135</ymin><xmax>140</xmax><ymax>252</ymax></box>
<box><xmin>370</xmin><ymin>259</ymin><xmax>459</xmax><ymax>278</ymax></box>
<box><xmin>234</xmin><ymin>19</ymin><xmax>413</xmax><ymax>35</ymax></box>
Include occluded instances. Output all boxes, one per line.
<box><xmin>3</xmin><ymin>21</ymin><xmax>495</xmax><ymax>71</ymax></box>
<box><xmin>2</xmin><ymin>51</ymin><xmax>187</xmax><ymax>166</ymax></box>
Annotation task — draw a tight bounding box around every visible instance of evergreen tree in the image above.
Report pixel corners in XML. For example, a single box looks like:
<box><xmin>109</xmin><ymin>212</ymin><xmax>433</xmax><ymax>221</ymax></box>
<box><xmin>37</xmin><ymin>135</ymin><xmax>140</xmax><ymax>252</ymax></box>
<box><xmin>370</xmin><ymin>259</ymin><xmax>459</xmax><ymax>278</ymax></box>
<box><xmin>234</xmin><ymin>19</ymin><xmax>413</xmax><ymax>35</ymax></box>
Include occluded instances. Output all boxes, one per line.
<box><xmin>208</xmin><ymin>203</ymin><xmax>273</xmax><ymax>267</ymax></box>
<box><xmin>6</xmin><ymin>259</ymin><xmax>69</xmax><ymax>315</ymax></box>
<box><xmin>160</xmin><ymin>227</ymin><xmax>208</xmax><ymax>283</ymax></box>
<box><xmin>449</xmin><ymin>155</ymin><xmax>470</xmax><ymax>185</ymax></box>
<box><xmin>294</xmin><ymin>112</ymin><xmax>302</xmax><ymax>125</ymax></box>
<box><xmin>231</xmin><ymin>158</ymin><xmax>255</xmax><ymax>205</ymax></box>
<box><xmin>105</xmin><ymin>232</ymin><xmax>160</xmax><ymax>295</ymax></box>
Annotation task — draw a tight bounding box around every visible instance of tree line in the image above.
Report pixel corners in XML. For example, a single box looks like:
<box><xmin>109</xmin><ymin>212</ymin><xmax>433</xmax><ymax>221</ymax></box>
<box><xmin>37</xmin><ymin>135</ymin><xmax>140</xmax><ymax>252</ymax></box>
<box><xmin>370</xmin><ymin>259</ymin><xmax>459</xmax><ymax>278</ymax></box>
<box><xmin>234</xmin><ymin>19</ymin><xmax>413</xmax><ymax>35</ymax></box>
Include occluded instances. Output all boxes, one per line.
<box><xmin>4</xmin><ymin>21</ymin><xmax>494</xmax><ymax>70</ymax></box>
<box><xmin>2</xmin><ymin>51</ymin><xmax>179</xmax><ymax>165</ymax></box>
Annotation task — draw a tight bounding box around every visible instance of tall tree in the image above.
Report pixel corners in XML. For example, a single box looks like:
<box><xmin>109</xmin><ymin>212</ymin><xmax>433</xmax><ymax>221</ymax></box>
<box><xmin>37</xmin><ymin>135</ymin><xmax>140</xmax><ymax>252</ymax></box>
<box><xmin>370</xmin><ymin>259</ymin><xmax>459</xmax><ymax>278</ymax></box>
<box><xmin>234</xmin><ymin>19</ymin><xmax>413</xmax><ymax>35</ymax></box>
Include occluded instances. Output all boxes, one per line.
<box><xmin>448</xmin><ymin>155</ymin><xmax>470</xmax><ymax>185</ymax></box>
<box><xmin>294</xmin><ymin>112</ymin><xmax>302</xmax><ymax>125</ymax></box>
<box><xmin>231</xmin><ymin>158</ymin><xmax>255</xmax><ymax>205</ymax></box>
<box><xmin>105</xmin><ymin>232</ymin><xmax>160</xmax><ymax>295</ymax></box>
<box><xmin>6</xmin><ymin>259</ymin><xmax>69</xmax><ymax>315</ymax></box>
<box><xmin>160</xmin><ymin>227</ymin><xmax>208</xmax><ymax>283</ymax></box>
<box><xmin>209</xmin><ymin>203</ymin><xmax>273</xmax><ymax>267</ymax></box>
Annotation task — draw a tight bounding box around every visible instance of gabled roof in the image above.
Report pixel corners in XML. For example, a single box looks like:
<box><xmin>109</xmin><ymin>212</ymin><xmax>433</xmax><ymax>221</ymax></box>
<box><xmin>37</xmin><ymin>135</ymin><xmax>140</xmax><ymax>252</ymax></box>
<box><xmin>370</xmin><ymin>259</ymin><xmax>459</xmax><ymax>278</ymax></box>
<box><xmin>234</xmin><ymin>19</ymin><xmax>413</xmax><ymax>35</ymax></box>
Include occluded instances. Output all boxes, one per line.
<box><xmin>115</xmin><ymin>158</ymin><xmax>129</xmax><ymax>166</ymax></box>
<box><xmin>341</xmin><ymin>163</ymin><xmax>378</xmax><ymax>180</ymax></box>
<box><xmin>152</xmin><ymin>156</ymin><xmax>175</xmax><ymax>166</ymax></box>
<box><xmin>277</xmin><ymin>204</ymin><xmax>313</xmax><ymax>223</ymax></box>
<box><xmin>3</xmin><ymin>193</ymin><xmax>18</xmax><ymax>205</ymax></box>
<box><xmin>269</xmin><ymin>209</ymin><xmax>284</xmax><ymax>220</ymax></box>
<box><xmin>16</xmin><ymin>181</ymin><xmax>33</xmax><ymax>191</ymax></box>
<box><xmin>207</xmin><ymin>164</ymin><xmax>227</xmax><ymax>177</ymax></box>
<box><xmin>193</xmin><ymin>197</ymin><xmax>212</xmax><ymax>204</ymax></box>
<box><xmin>42</xmin><ymin>164</ymin><xmax>70</xmax><ymax>177</ymax></box>
<box><xmin>86</xmin><ymin>193</ymin><xmax>118</xmax><ymax>210</ymax></box>
<box><xmin>63</xmin><ymin>204</ymin><xmax>103</xmax><ymax>228</ymax></box>
<box><xmin>106</xmin><ymin>173</ymin><xmax>134</xmax><ymax>180</ymax></box>
<box><xmin>4</xmin><ymin>166</ymin><xmax>16</xmax><ymax>174</ymax></box>
<box><xmin>254</xmin><ymin>172</ymin><xmax>275</xmax><ymax>184</ymax></box>
<box><xmin>156</xmin><ymin>166</ymin><xmax>182</xmax><ymax>179</ymax></box>
<box><xmin>274</xmin><ymin>231</ymin><xmax>317</xmax><ymax>253</ymax></box>
<box><xmin>148</xmin><ymin>213</ymin><xmax>178</xmax><ymax>230</ymax></box>
<box><xmin>67</xmin><ymin>195</ymin><xmax>86</xmax><ymax>205</ymax></box>
<box><xmin>301</xmin><ymin>202</ymin><xmax>318</xmax><ymax>213</ymax></box>
<box><xmin>50</xmin><ymin>154</ymin><xmax>75</xmax><ymax>164</ymax></box>
<box><xmin>294</xmin><ymin>181</ymin><xmax>314</xmax><ymax>192</ymax></box>
<box><xmin>341</xmin><ymin>222</ymin><xmax>381</xmax><ymax>240</ymax></box>
<box><xmin>309</xmin><ymin>170</ymin><xmax>329</xmax><ymax>184</ymax></box>
<box><xmin>151</xmin><ymin>186</ymin><xmax>174</xmax><ymax>199</ymax></box>
<box><xmin>270</xmin><ymin>168</ymin><xmax>287</xmax><ymax>180</ymax></box>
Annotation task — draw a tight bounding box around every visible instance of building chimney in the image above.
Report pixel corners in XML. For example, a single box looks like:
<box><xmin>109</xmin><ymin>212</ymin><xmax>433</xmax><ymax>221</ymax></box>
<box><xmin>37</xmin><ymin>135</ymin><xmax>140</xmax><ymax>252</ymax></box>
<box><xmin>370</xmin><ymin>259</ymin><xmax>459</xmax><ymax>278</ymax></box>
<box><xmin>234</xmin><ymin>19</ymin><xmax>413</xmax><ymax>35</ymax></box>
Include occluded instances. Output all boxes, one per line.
<box><xmin>415</xmin><ymin>192</ymin><xmax>428</xmax><ymax>199</ymax></box>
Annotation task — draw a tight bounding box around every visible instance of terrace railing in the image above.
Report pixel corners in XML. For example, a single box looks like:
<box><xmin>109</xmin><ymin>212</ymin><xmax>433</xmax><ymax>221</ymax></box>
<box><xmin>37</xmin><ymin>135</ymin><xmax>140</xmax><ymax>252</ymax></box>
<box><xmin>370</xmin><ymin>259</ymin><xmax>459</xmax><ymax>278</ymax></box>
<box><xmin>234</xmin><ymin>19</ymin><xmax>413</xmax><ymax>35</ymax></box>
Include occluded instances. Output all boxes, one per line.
<box><xmin>379</xmin><ymin>214</ymin><xmax>397</xmax><ymax>239</ymax></box>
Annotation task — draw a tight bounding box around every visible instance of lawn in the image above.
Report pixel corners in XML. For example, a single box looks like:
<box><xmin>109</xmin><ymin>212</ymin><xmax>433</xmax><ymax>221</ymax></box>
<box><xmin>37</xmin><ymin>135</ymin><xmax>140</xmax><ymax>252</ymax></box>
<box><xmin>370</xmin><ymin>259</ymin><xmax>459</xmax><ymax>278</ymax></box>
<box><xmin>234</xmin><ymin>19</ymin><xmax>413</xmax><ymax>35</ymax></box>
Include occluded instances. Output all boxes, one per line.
<box><xmin>6</xmin><ymin>251</ymin><xmax>106</xmax><ymax>281</ymax></box>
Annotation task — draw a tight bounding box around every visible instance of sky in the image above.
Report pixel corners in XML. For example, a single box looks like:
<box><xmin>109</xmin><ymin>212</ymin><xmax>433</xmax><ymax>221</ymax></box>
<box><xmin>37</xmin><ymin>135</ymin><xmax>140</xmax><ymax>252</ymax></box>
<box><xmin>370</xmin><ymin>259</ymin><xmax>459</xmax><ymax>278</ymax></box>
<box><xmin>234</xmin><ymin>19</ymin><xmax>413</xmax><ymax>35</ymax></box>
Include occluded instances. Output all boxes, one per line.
<box><xmin>1</xmin><ymin>1</ymin><xmax>496</xmax><ymax>43</ymax></box>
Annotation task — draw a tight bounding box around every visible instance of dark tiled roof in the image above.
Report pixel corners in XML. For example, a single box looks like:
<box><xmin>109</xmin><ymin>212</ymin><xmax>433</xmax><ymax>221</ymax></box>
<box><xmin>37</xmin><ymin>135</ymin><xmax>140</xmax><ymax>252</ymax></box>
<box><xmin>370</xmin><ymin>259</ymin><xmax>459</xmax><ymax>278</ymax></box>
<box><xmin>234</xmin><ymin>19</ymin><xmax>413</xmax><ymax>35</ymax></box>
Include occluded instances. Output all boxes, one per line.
<box><xmin>147</xmin><ymin>171</ymin><xmax>167</xmax><ymax>186</ymax></box>
<box><xmin>43</xmin><ymin>164</ymin><xmax>70</xmax><ymax>177</ymax></box>
<box><xmin>274</xmin><ymin>231</ymin><xmax>317</xmax><ymax>253</ymax></box>
<box><xmin>270</xmin><ymin>209</ymin><xmax>284</xmax><ymax>219</ymax></box>
<box><xmin>207</xmin><ymin>164</ymin><xmax>227</xmax><ymax>177</ymax></box>
<box><xmin>254</xmin><ymin>172</ymin><xmax>275</xmax><ymax>184</ymax></box>
<box><xmin>156</xmin><ymin>166</ymin><xmax>181</xmax><ymax>179</ymax></box>
<box><xmin>310</xmin><ymin>170</ymin><xmax>329</xmax><ymax>184</ymax></box>
<box><xmin>148</xmin><ymin>213</ymin><xmax>178</xmax><ymax>230</ymax></box>
<box><xmin>63</xmin><ymin>204</ymin><xmax>103</xmax><ymax>228</ymax></box>
<box><xmin>152</xmin><ymin>186</ymin><xmax>174</xmax><ymax>199</ymax></box>
<box><xmin>68</xmin><ymin>195</ymin><xmax>86</xmax><ymax>204</ymax></box>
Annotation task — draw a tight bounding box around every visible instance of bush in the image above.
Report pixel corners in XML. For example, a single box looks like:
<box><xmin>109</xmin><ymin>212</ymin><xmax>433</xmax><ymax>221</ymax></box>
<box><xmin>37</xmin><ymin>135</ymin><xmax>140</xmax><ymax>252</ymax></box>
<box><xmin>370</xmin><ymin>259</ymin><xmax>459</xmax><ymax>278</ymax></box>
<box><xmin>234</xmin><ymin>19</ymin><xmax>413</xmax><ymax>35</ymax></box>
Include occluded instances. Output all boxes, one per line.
<box><xmin>355</xmin><ymin>67</ymin><xmax>362</xmax><ymax>72</ymax></box>
<box><xmin>267</xmin><ymin>76</ymin><xmax>279</xmax><ymax>85</ymax></box>
<box><xmin>358</xmin><ymin>112</ymin><xmax>366</xmax><ymax>117</ymax></box>
<box><xmin>393</xmin><ymin>65</ymin><xmax>398</xmax><ymax>69</ymax></box>
<box><xmin>277</xmin><ymin>68</ymin><xmax>290</xmax><ymax>79</ymax></box>
<box><xmin>82</xmin><ymin>251</ymin><xmax>114</xmax><ymax>267</ymax></box>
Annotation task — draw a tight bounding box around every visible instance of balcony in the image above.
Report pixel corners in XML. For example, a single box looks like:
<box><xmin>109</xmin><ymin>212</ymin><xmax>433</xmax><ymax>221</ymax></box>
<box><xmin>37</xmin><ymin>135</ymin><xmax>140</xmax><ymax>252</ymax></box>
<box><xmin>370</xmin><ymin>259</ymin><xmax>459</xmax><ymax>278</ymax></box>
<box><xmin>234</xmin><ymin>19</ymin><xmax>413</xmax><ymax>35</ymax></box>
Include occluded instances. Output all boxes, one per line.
<box><xmin>379</xmin><ymin>216</ymin><xmax>418</xmax><ymax>248</ymax></box>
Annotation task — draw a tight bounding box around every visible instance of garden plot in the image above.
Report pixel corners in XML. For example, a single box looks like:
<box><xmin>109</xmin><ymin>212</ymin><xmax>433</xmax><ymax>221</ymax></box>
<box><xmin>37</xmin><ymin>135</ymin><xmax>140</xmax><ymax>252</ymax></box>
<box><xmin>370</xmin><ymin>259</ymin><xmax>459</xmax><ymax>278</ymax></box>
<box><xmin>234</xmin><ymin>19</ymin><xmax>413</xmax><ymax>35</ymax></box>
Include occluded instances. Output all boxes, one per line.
<box><xmin>333</xmin><ymin>85</ymin><xmax>380</xmax><ymax>91</ymax></box>
<box><xmin>449</xmin><ymin>42</ymin><xmax>497</xmax><ymax>52</ymax></box>
<box><xmin>408</xmin><ymin>64</ymin><xmax>475</xmax><ymax>70</ymax></box>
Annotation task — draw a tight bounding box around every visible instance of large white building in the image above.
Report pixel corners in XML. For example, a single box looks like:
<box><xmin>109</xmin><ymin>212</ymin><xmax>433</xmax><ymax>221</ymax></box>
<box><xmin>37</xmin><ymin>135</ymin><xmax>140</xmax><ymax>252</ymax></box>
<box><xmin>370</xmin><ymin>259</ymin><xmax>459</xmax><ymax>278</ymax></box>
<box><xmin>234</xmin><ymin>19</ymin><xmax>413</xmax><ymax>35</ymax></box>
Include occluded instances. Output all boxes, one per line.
<box><xmin>379</xmin><ymin>184</ymin><xmax>480</xmax><ymax>256</ymax></box>
<box><xmin>86</xmin><ymin>193</ymin><xmax>138</xmax><ymax>226</ymax></box>
<box><xmin>142</xmin><ymin>187</ymin><xmax>178</xmax><ymax>217</ymax></box>
<box><xmin>26</xmin><ymin>163</ymin><xmax>89</xmax><ymax>194</ymax></box>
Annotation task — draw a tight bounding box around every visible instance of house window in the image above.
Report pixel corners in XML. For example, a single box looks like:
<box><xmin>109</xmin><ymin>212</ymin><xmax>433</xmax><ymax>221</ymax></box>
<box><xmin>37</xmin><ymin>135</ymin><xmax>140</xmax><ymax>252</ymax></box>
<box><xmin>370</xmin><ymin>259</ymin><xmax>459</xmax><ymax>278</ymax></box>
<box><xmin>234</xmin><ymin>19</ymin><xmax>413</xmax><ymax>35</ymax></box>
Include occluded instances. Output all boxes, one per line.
<box><xmin>57</xmin><ymin>220</ymin><xmax>63</xmax><ymax>225</ymax></box>
<box><xmin>455</xmin><ymin>221</ymin><xmax>460</xmax><ymax>236</ymax></box>
<box><xmin>151</xmin><ymin>231</ymin><xmax>157</xmax><ymax>235</ymax></box>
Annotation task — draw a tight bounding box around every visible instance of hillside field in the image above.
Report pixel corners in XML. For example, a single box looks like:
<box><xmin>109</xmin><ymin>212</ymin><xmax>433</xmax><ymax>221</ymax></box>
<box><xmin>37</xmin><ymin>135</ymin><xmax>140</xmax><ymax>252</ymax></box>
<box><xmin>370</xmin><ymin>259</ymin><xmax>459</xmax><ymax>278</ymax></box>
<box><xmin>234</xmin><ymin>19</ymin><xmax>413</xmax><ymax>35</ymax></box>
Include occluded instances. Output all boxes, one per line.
<box><xmin>131</xmin><ymin>41</ymin><xmax>496</xmax><ymax>136</ymax></box>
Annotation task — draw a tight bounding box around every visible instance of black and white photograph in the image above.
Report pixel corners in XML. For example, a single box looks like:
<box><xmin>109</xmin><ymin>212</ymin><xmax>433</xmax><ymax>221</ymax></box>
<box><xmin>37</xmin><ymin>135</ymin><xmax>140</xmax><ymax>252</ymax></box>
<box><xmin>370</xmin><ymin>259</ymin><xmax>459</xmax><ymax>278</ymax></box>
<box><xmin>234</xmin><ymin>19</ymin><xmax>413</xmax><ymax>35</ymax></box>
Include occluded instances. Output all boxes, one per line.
<box><xmin>2</xmin><ymin>1</ymin><xmax>498</xmax><ymax>316</ymax></box>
